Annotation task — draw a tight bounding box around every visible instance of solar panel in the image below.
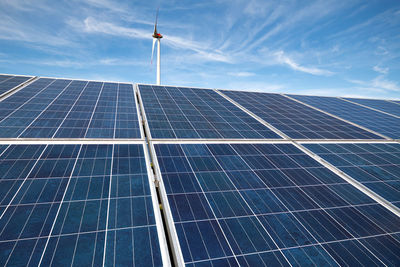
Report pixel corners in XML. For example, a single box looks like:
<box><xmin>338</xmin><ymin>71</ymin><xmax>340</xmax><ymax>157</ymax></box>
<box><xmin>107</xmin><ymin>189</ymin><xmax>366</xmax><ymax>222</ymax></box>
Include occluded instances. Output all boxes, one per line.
<box><xmin>0</xmin><ymin>143</ymin><xmax>166</xmax><ymax>266</ymax></box>
<box><xmin>0</xmin><ymin>75</ymin><xmax>32</xmax><ymax>96</ymax></box>
<box><xmin>0</xmin><ymin>75</ymin><xmax>13</xmax><ymax>82</ymax></box>
<box><xmin>138</xmin><ymin>85</ymin><xmax>281</xmax><ymax>139</ymax></box>
<box><xmin>305</xmin><ymin>142</ymin><xmax>400</xmax><ymax>208</ymax></box>
<box><xmin>0</xmin><ymin>78</ymin><xmax>141</xmax><ymax>139</ymax></box>
<box><xmin>289</xmin><ymin>94</ymin><xmax>400</xmax><ymax>139</ymax></box>
<box><xmin>344</xmin><ymin>98</ymin><xmax>400</xmax><ymax>117</ymax></box>
<box><xmin>219</xmin><ymin>90</ymin><xmax>381</xmax><ymax>140</ymax></box>
<box><xmin>153</xmin><ymin>142</ymin><xmax>400</xmax><ymax>266</ymax></box>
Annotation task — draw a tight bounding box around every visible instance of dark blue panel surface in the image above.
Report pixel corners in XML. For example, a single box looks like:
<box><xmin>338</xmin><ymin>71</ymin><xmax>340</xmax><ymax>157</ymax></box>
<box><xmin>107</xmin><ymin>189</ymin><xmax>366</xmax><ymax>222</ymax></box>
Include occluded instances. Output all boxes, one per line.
<box><xmin>138</xmin><ymin>85</ymin><xmax>280</xmax><ymax>139</ymax></box>
<box><xmin>345</xmin><ymin>97</ymin><xmax>400</xmax><ymax>117</ymax></box>
<box><xmin>305</xmin><ymin>143</ymin><xmax>400</xmax><ymax>206</ymax></box>
<box><xmin>0</xmin><ymin>75</ymin><xmax>32</xmax><ymax>96</ymax></box>
<box><xmin>290</xmin><ymin>94</ymin><xmax>400</xmax><ymax>139</ymax></box>
<box><xmin>0</xmin><ymin>144</ymin><xmax>163</xmax><ymax>267</ymax></box>
<box><xmin>155</xmin><ymin>143</ymin><xmax>400</xmax><ymax>266</ymax></box>
<box><xmin>220</xmin><ymin>90</ymin><xmax>381</xmax><ymax>139</ymax></box>
<box><xmin>0</xmin><ymin>79</ymin><xmax>141</xmax><ymax>139</ymax></box>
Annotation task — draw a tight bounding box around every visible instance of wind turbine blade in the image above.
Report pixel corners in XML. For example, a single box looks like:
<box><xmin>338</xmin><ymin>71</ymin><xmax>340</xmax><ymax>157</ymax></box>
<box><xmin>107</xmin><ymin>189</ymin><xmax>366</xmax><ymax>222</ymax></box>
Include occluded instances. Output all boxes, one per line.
<box><xmin>151</xmin><ymin>38</ymin><xmax>156</xmax><ymax>64</ymax></box>
<box><xmin>154</xmin><ymin>7</ymin><xmax>159</xmax><ymax>34</ymax></box>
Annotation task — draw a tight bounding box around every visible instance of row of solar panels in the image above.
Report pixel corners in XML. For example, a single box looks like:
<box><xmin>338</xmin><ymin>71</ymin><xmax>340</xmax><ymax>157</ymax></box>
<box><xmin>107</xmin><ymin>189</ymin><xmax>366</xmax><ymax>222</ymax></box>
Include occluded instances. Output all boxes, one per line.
<box><xmin>0</xmin><ymin>74</ymin><xmax>399</xmax><ymax>266</ymax></box>
<box><xmin>0</xmin><ymin>74</ymin><xmax>399</xmax><ymax>140</ymax></box>
<box><xmin>0</xmin><ymin>141</ymin><xmax>399</xmax><ymax>266</ymax></box>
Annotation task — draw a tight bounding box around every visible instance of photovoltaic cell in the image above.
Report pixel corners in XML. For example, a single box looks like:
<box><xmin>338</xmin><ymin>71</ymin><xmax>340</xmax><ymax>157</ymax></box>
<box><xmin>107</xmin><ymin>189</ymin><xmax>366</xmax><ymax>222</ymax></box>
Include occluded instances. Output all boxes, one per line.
<box><xmin>289</xmin><ymin>94</ymin><xmax>400</xmax><ymax>139</ymax></box>
<box><xmin>0</xmin><ymin>75</ymin><xmax>32</xmax><ymax>96</ymax></box>
<box><xmin>138</xmin><ymin>85</ymin><xmax>281</xmax><ymax>139</ymax></box>
<box><xmin>0</xmin><ymin>78</ymin><xmax>141</xmax><ymax>139</ymax></box>
<box><xmin>305</xmin><ymin>143</ymin><xmax>400</xmax><ymax>208</ymax></box>
<box><xmin>0</xmin><ymin>144</ymin><xmax>163</xmax><ymax>267</ymax></box>
<box><xmin>344</xmin><ymin>97</ymin><xmax>400</xmax><ymax>117</ymax></box>
<box><xmin>220</xmin><ymin>90</ymin><xmax>381</xmax><ymax>140</ymax></box>
<box><xmin>155</xmin><ymin>142</ymin><xmax>400</xmax><ymax>266</ymax></box>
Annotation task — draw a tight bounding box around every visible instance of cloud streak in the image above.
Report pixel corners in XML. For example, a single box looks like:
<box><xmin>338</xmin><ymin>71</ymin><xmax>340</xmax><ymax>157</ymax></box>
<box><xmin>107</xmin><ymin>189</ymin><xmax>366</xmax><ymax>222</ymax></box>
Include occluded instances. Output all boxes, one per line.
<box><xmin>373</xmin><ymin>65</ymin><xmax>388</xmax><ymax>75</ymax></box>
<box><xmin>349</xmin><ymin>76</ymin><xmax>400</xmax><ymax>92</ymax></box>
<box><xmin>71</xmin><ymin>17</ymin><xmax>232</xmax><ymax>63</ymax></box>
<box><xmin>273</xmin><ymin>51</ymin><xmax>333</xmax><ymax>76</ymax></box>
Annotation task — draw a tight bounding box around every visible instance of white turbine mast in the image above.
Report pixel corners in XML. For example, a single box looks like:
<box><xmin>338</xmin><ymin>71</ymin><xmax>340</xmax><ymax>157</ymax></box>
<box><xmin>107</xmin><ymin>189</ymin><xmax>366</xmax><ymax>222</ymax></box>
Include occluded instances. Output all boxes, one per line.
<box><xmin>151</xmin><ymin>8</ymin><xmax>163</xmax><ymax>85</ymax></box>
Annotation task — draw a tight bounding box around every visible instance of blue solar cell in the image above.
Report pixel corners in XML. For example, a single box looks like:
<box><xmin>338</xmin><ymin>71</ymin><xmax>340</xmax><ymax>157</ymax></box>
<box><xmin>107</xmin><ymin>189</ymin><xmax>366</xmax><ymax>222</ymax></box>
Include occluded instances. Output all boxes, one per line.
<box><xmin>0</xmin><ymin>144</ymin><xmax>164</xmax><ymax>267</ymax></box>
<box><xmin>305</xmin><ymin>143</ymin><xmax>400</xmax><ymax>207</ymax></box>
<box><xmin>290</xmin><ymin>94</ymin><xmax>400</xmax><ymax>139</ymax></box>
<box><xmin>0</xmin><ymin>75</ymin><xmax>32</xmax><ymax>96</ymax></box>
<box><xmin>220</xmin><ymin>90</ymin><xmax>381</xmax><ymax>139</ymax></box>
<box><xmin>0</xmin><ymin>79</ymin><xmax>141</xmax><ymax>139</ymax></box>
<box><xmin>345</xmin><ymin>97</ymin><xmax>400</xmax><ymax>117</ymax></box>
<box><xmin>138</xmin><ymin>85</ymin><xmax>281</xmax><ymax>139</ymax></box>
<box><xmin>155</xmin><ymin>143</ymin><xmax>400</xmax><ymax>265</ymax></box>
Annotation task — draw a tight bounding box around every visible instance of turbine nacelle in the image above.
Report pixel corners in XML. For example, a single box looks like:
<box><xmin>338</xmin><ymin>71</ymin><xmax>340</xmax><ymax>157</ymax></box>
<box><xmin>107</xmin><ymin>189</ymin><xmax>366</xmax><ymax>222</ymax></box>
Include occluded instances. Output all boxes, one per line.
<box><xmin>152</xmin><ymin>33</ymin><xmax>163</xmax><ymax>39</ymax></box>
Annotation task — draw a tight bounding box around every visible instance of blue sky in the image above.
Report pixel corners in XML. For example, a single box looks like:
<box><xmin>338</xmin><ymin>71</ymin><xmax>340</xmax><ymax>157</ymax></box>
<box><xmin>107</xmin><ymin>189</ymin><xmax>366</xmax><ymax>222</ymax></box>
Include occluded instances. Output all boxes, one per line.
<box><xmin>0</xmin><ymin>0</ymin><xmax>399</xmax><ymax>99</ymax></box>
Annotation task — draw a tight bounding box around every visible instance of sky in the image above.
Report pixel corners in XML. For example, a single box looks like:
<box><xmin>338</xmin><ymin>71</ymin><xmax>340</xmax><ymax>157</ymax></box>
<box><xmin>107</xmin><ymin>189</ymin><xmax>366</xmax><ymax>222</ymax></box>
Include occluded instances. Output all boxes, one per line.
<box><xmin>0</xmin><ymin>0</ymin><xmax>399</xmax><ymax>99</ymax></box>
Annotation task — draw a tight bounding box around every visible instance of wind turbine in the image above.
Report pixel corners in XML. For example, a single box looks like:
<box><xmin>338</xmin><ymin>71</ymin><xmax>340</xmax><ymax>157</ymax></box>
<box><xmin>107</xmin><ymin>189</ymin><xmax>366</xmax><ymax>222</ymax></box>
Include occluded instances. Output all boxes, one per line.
<box><xmin>151</xmin><ymin>9</ymin><xmax>163</xmax><ymax>85</ymax></box>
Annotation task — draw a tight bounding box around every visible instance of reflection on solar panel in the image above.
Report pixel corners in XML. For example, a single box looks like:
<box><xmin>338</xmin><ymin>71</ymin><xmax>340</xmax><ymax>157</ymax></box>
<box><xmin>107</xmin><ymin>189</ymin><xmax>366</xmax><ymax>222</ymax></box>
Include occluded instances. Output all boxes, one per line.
<box><xmin>0</xmin><ymin>144</ymin><xmax>164</xmax><ymax>266</ymax></box>
<box><xmin>138</xmin><ymin>85</ymin><xmax>280</xmax><ymax>139</ymax></box>
<box><xmin>0</xmin><ymin>74</ymin><xmax>32</xmax><ymax>96</ymax></box>
<box><xmin>220</xmin><ymin>90</ymin><xmax>380</xmax><ymax>140</ymax></box>
<box><xmin>305</xmin><ymin>143</ymin><xmax>400</xmax><ymax>208</ymax></box>
<box><xmin>344</xmin><ymin>98</ymin><xmax>400</xmax><ymax>117</ymax></box>
<box><xmin>289</xmin><ymin>94</ymin><xmax>400</xmax><ymax>139</ymax></box>
<box><xmin>0</xmin><ymin>78</ymin><xmax>141</xmax><ymax>139</ymax></box>
<box><xmin>154</xmin><ymin>142</ymin><xmax>400</xmax><ymax>266</ymax></box>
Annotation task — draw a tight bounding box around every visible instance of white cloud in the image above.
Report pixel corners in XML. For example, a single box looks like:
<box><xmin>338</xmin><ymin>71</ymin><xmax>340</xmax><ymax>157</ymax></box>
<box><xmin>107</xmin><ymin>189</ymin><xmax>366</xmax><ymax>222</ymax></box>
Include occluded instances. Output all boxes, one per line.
<box><xmin>373</xmin><ymin>65</ymin><xmax>388</xmax><ymax>75</ymax></box>
<box><xmin>273</xmin><ymin>51</ymin><xmax>333</xmax><ymax>76</ymax></box>
<box><xmin>71</xmin><ymin>17</ymin><xmax>232</xmax><ymax>63</ymax></box>
<box><xmin>348</xmin><ymin>76</ymin><xmax>400</xmax><ymax>92</ymax></box>
<box><xmin>81</xmin><ymin>17</ymin><xmax>149</xmax><ymax>39</ymax></box>
<box><xmin>228</xmin><ymin>71</ymin><xmax>255</xmax><ymax>77</ymax></box>
<box><xmin>0</xmin><ymin>14</ymin><xmax>72</xmax><ymax>46</ymax></box>
<box><xmin>224</xmin><ymin>81</ymin><xmax>286</xmax><ymax>93</ymax></box>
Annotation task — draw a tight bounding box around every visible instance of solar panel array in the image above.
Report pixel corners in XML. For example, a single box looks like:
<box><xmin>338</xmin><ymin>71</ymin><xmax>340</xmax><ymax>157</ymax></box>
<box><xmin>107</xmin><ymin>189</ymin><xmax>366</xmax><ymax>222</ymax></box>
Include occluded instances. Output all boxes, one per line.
<box><xmin>0</xmin><ymin>78</ymin><xmax>141</xmax><ymax>139</ymax></box>
<box><xmin>0</xmin><ymin>74</ymin><xmax>32</xmax><ymax>96</ymax></box>
<box><xmin>0</xmin><ymin>143</ymin><xmax>164</xmax><ymax>266</ymax></box>
<box><xmin>289</xmin><ymin>94</ymin><xmax>400</xmax><ymax>139</ymax></box>
<box><xmin>0</xmin><ymin>75</ymin><xmax>399</xmax><ymax>266</ymax></box>
<box><xmin>220</xmin><ymin>90</ymin><xmax>381</xmax><ymax>139</ymax></box>
<box><xmin>153</xmin><ymin>143</ymin><xmax>400</xmax><ymax>266</ymax></box>
<box><xmin>138</xmin><ymin>85</ymin><xmax>280</xmax><ymax>139</ymax></box>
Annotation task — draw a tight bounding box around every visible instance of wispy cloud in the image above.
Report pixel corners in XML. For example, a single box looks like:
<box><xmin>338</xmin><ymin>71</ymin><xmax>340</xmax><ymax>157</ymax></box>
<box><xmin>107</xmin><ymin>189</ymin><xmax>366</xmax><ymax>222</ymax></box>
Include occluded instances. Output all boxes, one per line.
<box><xmin>0</xmin><ymin>16</ymin><xmax>72</xmax><ymax>47</ymax></box>
<box><xmin>228</xmin><ymin>71</ymin><xmax>255</xmax><ymax>77</ymax></box>
<box><xmin>348</xmin><ymin>76</ymin><xmax>400</xmax><ymax>92</ymax></box>
<box><xmin>70</xmin><ymin>17</ymin><xmax>232</xmax><ymax>63</ymax></box>
<box><xmin>80</xmin><ymin>17</ymin><xmax>149</xmax><ymax>39</ymax></box>
<box><xmin>273</xmin><ymin>51</ymin><xmax>333</xmax><ymax>76</ymax></box>
<box><xmin>224</xmin><ymin>81</ymin><xmax>286</xmax><ymax>93</ymax></box>
<box><xmin>373</xmin><ymin>65</ymin><xmax>389</xmax><ymax>75</ymax></box>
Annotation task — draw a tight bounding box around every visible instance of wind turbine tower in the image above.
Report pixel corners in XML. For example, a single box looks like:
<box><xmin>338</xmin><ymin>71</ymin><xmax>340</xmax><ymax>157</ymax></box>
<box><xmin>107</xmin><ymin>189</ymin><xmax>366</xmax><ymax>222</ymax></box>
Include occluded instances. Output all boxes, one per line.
<box><xmin>151</xmin><ymin>9</ymin><xmax>163</xmax><ymax>85</ymax></box>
